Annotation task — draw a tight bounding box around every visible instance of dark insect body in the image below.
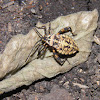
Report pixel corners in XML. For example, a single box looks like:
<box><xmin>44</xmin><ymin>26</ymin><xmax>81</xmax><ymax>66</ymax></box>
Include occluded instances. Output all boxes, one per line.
<box><xmin>26</xmin><ymin>23</ymin><xmax>79</xmax><ymax>65</ymax></box>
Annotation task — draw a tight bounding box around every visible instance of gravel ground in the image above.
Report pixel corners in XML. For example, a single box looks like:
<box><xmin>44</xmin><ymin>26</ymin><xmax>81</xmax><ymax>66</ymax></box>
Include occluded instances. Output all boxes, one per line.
<box><xmin>0</xmin><ymin>0</ymin><xmax>100</xmax><ymax>100</ymax></box>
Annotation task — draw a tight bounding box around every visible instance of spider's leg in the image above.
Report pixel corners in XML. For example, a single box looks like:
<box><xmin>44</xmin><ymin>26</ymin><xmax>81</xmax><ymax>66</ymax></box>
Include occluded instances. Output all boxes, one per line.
<box><xmin>57</xmin><ymin>27</ymin><xmax>75</xmax><ymax>36</ymax></box>
<box><xmin>53</xmin><ymin>49</ymin><xmax>66</xmax><ymax>65</ymax></box>
<box><xmin>25</xmin><ymin>40</ymin><xmax>41</xmax><ymax>63</ymax></box>
<box><xmin>35</xmin><ymin>26</ymin><xmax>47</xmax><ymax>35</ymax></box>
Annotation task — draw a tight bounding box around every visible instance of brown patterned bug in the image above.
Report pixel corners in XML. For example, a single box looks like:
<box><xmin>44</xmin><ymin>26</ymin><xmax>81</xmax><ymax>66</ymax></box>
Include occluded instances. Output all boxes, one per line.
<box><xmin>25</xmin><ymin>23</ymin><xmax>79</xmax><ymax>65</ymax></box>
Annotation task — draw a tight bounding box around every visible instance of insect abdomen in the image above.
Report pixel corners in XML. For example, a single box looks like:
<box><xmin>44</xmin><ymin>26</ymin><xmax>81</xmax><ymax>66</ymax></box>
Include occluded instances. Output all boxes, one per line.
<box><xmin>49</xmin><ymin>34</ymin><xmax>79</xmax><ymax>55</ymax></box>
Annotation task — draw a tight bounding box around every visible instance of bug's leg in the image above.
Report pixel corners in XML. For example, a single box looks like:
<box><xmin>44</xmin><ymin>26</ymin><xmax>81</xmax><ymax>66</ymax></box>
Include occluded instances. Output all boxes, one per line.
<box><xmin>37</xmin><ymin>45</ymin><xmax>45</xmax><ymax>58</ymax></box>
<box><xmin>25</xmin><ymin>40</ymin><xmax>41</xmax><ymax>63</ymax></box>
<box><xmin>57</xmin><ymin>27</ymin><xmax>75</xmax><ymax>36</ymax></box>
<box><xmin>48</xmin><ymin>22</ymin><xmax>51</xmax><ymax>35</ymax></box>
<box><xmin>37</xmin><ymin>44</ymin><xmax>48</xmax><ymax>59</ymax></box>
<box><xmin>35</xmin><ymin>26</ymin><xmax>47</xmax><ymax>35</ymax></box>
<box><xmin>53</xmin><ymin>49</ymin><xmax>66</xmax><ymax>65</ymax></box>
<box><xmin>34</xmin><ymin>27</ymin><xmax>43</xmax><ymax>38</ymax></box>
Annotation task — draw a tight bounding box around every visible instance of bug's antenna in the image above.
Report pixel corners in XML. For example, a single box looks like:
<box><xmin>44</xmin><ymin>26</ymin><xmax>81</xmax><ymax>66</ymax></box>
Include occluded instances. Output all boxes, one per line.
<box><xmin>33</xmin><ymin>27</ymin><xmax>43</xmax><ymax>38</ymax></box>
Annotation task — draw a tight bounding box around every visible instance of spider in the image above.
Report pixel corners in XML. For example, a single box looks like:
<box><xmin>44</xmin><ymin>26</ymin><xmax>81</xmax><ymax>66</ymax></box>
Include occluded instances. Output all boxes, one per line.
<box><xmin>25</xmin><ymin>23</ymin><xmax>79</xmax><ymax>65</ymax></box>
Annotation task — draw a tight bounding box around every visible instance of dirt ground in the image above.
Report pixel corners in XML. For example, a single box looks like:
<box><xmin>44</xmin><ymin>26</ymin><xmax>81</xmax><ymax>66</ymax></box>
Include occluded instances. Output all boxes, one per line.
<box><xmin>0</xmin><ymin>0</ymin><xmax>100</xmax><ymax>100</ymax></box>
